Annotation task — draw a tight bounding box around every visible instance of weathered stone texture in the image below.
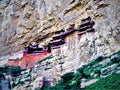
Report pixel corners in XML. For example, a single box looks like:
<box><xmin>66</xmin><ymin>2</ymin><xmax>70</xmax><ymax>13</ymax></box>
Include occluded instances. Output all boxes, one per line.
<box><xmin>0</xmin><ymin>0</ymin><xmax>120</xmax><ymax>67</ymax></box>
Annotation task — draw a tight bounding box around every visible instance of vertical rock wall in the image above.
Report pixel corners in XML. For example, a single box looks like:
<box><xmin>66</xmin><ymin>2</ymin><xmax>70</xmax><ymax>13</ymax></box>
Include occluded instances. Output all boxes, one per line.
<box><xmin>0</xmin><ymin>0</ymin><xmax>120</xmax><ymax>67</ymax></box>
<box><xmin>0</xmin><ymin>0</ymin><xmax>120</xmax><ymax>89</ymax></box>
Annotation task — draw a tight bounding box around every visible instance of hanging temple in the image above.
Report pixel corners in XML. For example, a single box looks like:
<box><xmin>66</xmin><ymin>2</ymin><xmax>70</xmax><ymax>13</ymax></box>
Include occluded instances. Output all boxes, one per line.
<box><xmin>7</xmin><ymin>17</ymin><xmax>95</xmax><ymax>68</ymax></box>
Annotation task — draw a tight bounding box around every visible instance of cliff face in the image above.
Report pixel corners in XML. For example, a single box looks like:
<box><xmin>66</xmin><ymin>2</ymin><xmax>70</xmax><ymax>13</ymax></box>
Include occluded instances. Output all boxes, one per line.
<box><xmin>0</xmin><ymin>0</ymin><xmax>120</xmax><ymax>89</ymax></box>
<box><xmin>0</xmin><ymin>0</ymin><xmax>120</xmax><ymax>65</ymax></box>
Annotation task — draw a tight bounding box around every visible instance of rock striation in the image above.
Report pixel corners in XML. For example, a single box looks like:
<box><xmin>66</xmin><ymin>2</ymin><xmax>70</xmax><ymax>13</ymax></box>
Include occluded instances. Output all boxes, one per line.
<box><xmin>0</xmin><ymin>0</ymin><xmax>120</xmax><ymax>89</ymax></box>
<box><xmin>0</xmin><ymin>0</ymin><xmax>120</xmax><ymax>63</ymax></box>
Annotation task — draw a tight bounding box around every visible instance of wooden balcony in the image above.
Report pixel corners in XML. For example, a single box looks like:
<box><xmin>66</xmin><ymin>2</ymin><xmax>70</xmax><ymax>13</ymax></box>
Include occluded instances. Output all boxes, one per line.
<box><xmin>80</xmin><ymin>20</ymin><xmax>95</xmax><ymax>27</ymax></box>
<box><xmin>32</xmin><ymin>50</ymin><xmax>43</xmax><ymax>53</ymax></box>
<box><xmin>78</xmin><ymin>25</ymin><xmax>92</xmax><ymax>31</ymax></box>
<box><xmin>81</xmin><ymin>17</ymin><xmax>91</xmax><ymax>22</ymax></box>
<box><xmin>27</xmin><ymin>47</ymin><xmax>43</xmax><ymax>54</ymax></box>
<box><xmin>52</xmin><ymin>34</ymin><xmax>64</xmax><ymax>40</ymax></box>
<box><xmin>51</xmin><ymin>39</ymin><xmax>64</xmax><ymax>43</ymax></box>
<box><xmin>78</xmin><ymin>28</ymin><xmax>94</xmax><ymax>35</ymax></box>
<box><xmin>63</xmin><ymin>29</ymin><xmax>77</xmax><ymax>37</ymax></box>
<box><xmin>50</xmin><ymin>39</ymin><xmax>65</xmax><ymax>47</ymax></box>
<box><xmin>52</xmin><ymin>30</ymin><xmax>65</xmax><ymax>40</ymax></box>
<box><xmin>51</xmin><ymin>46</ymin><xmax>61</xmax><ymax>49</ymax></box>
<box><xmin>55</xmin><ymin>29</ymin><xmax>65</xmax><ymax>34</ymax></box>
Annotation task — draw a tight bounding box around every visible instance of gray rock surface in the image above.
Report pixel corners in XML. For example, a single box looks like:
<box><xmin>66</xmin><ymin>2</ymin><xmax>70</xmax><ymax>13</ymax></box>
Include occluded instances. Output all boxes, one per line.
<box><xmin>0</xmin><ymin>1</ymin><xmax>120</xmax><ymax>89</ymax></box>
<box><xmin>0</xmin><ymin>0</ymin><xmax>120</xmax><ymax>64</ymax></box>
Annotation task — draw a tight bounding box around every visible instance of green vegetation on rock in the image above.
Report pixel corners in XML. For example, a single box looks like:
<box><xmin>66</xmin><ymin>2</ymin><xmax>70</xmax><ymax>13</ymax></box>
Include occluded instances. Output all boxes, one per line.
<box><xmin>84</xmin><ymin>73</ymin><xmax>120</xmax><ymax>90</ymax></box>
<box><xmin>0</xmin><ymin>66</ymin><xmax>21</xmax><ymax>77</ymax></box>
<box><xmin>37</xmin><ymin>55</ymin><xmax>54</xmax><ymax>64</ymax></box>
<box><xmin>42</xmin><ymin>50</ymin><xmax>120</xmax><ymax>90</ymax></box>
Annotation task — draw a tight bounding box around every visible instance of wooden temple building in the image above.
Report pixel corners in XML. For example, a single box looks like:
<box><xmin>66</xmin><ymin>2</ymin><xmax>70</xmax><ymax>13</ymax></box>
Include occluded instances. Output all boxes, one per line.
<box><xmin>7</xmin><ymin>45</ymin><xmax>51</xmax><ymax>69</ymax></box>
<box><xmin>7</xmin><ymin>17</ymin><xmax>95</xmax><ymax>68</ymax></box>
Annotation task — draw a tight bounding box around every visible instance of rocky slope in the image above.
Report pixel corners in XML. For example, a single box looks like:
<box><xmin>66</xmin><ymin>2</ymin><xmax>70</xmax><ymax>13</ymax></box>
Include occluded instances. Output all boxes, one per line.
<box><xmin>43</xmin><ymin>50</ymin><xmax>120</xmax><ymax>90</ymax></box>
<box><xmin>1</xmin><ymin>49</ymin><xmax>120</xmax><ymax>90</ymax></box>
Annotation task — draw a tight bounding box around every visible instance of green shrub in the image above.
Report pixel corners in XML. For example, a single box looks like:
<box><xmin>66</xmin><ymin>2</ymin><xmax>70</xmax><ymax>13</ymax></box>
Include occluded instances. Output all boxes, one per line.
<box><xmin>84</xmin><ymin>73</ymin><xmax>120</xmax><ymax>90</ymax></box>
<box><xmin>29</xmin><ymin>67</ymin><xmax>33</xmax><ymax>73</ymax></box>
<box><xmin>94</xmin><ymin>56</ymin><xmax>104</xmax><ymax>62</ymax></box>
<box><xmin>77</xmin><ymin>65</ymin><xmax>86</xmax><ymax>73</ymax></box>
<box><xmin>61</xmin><ymin>72</ymin><xmax>74</xmax><ymax>83</ymax></box>
<box><xmin>18</xmin><ymin>80</ymin><xmax>25</xmax><ymax>85</ymax></box>
<box><xmin>12</xmin><ymin>82</ymin><xmax>17</xmax><ymax>88</ymax></box>
<box><xmin>72</xmin><ymin>72</ymin><xmax>82</xmax><ymax>81</ymax></box>
<box><xmin>34</xmin><ymin>87</ymin><xmax>41</xmax><ymax>90</ymax></box>
<box><xmin>111</xmin><ymin>55</ymin><xmax>120</xmax><ymax>63</ymax></box>
<box><xmin>10</xmin><ymin>66</ymin><xmax>21</xmax><ymax>76</ymax></box>
<box><xmin>26</xmin><ymin>74</ymin><xmax>31</xmax><ymax>77</ymax></box>
<box><xmin>0</xmin><ymin>66</ymin><xmax>21</xmax><ymax>77</ymax></box>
